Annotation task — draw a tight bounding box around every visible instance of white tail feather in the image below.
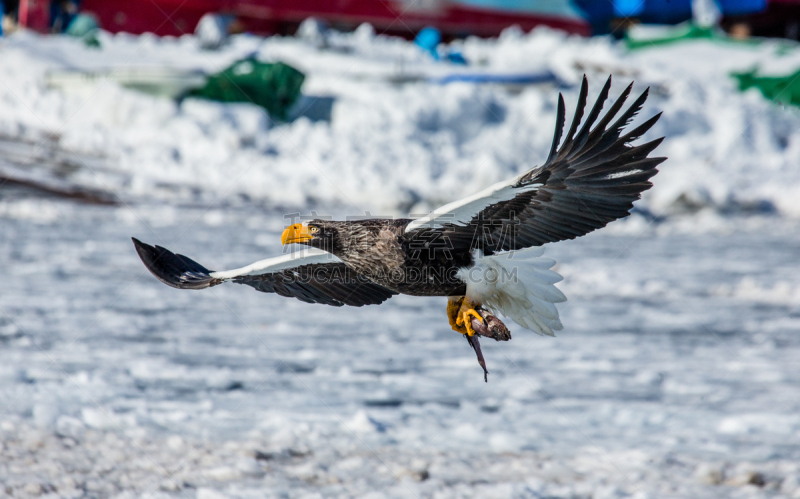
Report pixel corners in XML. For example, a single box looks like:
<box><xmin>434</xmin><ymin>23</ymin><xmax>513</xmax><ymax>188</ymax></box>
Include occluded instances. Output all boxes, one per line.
<box><xmin>457</xmin><ymin>247</ymin><xmax>566</xmax><ymax>336</ymax></box>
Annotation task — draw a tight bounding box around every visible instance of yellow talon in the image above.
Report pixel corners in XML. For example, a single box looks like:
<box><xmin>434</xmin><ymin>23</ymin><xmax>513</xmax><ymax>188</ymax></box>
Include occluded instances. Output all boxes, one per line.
<box><xmin>447</xmin><ymin>296</ymin><xmax>467</xmax><ymax>334</ymax></box>
<box><xmin>447</xmin><ymin>297</ymin><xmax>484</xmax><ymax>336</ymax></box>
<box><xmin>459</xmin><ymin>309</ymin><xmax>484</xmax><ymax>337</ymax></box>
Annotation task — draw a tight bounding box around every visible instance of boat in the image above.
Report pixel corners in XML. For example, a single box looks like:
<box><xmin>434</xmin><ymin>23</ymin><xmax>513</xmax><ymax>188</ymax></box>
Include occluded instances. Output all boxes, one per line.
<box><xmin>20</xmin><ymin>0</ymin><xmax>590</xmax><ymax>38</ymax></box>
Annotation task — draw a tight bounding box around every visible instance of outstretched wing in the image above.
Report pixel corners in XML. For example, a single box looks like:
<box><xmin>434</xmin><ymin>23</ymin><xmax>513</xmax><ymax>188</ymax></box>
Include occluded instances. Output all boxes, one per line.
<box><xmin>404</xmin><ymin>75</ymin><xmax>666</xmax><ymax>255</ymax></box>
<box><xmin>132</xmin><ymin>238</ymin><xmax>396</xmax><ymax>307</ymax></box>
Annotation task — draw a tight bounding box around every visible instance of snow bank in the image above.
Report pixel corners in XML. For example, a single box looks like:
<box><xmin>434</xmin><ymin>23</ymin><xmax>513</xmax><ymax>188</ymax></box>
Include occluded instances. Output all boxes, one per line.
<box><xmin>1</xmin><ymin>27</ymin><xmax>799</xmax><ymax>221</ymax></box>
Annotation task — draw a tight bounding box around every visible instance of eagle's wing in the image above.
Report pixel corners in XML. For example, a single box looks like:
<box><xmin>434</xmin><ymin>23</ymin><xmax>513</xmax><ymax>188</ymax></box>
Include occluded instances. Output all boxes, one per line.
<box><xmin>132</xmin><ymin>238</ymin><xmax>396</xmax><ymax>307</ymax></box>
<box><xmin>404</xmin><ymin>75</ymin><xmax>666</xmax><ymax>254</ymax></box>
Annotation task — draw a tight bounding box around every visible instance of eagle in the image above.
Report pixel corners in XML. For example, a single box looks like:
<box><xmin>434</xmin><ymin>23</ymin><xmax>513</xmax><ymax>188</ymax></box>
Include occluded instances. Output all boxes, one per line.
<box><xmin>133</xmin><ymin>76</ymin><xmax>665</xmax><ymax>376</ymax></box>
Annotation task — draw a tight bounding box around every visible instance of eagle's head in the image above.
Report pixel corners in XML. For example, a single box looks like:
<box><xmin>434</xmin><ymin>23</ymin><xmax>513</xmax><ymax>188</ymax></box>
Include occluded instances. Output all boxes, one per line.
<box><xmin>281</xmin><ymin>220</ymin><xmax>343</xmax><ymax>253</ymax></box>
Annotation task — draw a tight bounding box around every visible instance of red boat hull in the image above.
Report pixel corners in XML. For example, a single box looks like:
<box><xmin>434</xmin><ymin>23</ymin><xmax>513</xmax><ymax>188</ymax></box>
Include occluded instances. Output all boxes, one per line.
<box><xmin>77</xmin><ymin>0</ymin><xmax>590</xmax><ymax>38</ymax></box>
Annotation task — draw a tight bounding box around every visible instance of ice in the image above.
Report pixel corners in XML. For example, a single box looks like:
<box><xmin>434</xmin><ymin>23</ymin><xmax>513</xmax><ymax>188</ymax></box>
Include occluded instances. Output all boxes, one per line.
<box><xmin>1</xmin><ymin>25</ymin><xmax>800</xmax><ymax>498</ymax></box>
<box><xmin>0</xmin><ymin>200</ymin><xmax>798</xmax><ymax>497</ymax></box>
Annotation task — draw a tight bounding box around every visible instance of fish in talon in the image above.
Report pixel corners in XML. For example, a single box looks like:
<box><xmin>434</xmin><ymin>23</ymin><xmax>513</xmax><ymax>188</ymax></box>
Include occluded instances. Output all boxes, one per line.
<box><xmin>466</xmin><ymin>334</ymin><xmax>488</xmax><ymax>382</ymax></box>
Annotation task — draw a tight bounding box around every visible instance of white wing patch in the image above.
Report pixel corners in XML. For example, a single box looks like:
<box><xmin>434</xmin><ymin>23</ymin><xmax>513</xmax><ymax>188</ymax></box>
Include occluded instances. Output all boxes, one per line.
<box><xmin>604</xmin><ymin>169</ymin><xmax>644</xmax><ymax>180</ymax></box>
<box><xmin>457</xmin><ymin>247</ymin><xmax>566</xmax><ymax>336</ymax></box>
<box><xmin>404</xmin><ymin>174</ymin><xmax>541</xmax><ymax>233</ymax></box>
<box><xmin>210</xmin><ymin>248</ymin><xmax>340</xmax><ymax>280</ymax></box>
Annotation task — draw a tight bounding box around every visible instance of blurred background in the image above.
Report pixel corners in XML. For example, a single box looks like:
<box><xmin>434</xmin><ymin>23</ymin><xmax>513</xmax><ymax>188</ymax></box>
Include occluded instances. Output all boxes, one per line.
<box><xmin>1</xmin><ymin>0</ymin><xmax>800</xmax><ymax>498</ymax></box>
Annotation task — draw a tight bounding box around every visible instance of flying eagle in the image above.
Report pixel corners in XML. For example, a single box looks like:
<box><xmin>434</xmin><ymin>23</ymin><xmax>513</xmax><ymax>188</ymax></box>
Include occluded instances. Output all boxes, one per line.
<box><xmin>133</xmin><ymin>76</ymin><xmax>665</xmax><ymax>377</ymax></box>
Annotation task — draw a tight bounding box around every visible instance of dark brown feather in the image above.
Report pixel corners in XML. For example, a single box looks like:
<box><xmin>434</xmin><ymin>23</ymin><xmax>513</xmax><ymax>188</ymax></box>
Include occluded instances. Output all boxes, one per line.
<box><xmin>233</xmin><ymin>263</ymin><xmax>397</xmax><ymax>307</ymax></box>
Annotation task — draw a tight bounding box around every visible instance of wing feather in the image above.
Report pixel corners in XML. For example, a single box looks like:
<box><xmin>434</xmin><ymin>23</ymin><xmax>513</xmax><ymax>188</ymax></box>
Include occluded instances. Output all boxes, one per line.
<box><xmin>404</xmin><ymin>75</ymin><xmax>666</xmax><ymax>254</ymax></box>
<box><xmin>546</xmin><ymin>94</ymin><xmax>566</xmax><ymax>164</ymax></box>
<box><xmin>560</xmin><ymin>76</ymin><xmax>589</xmax><ymax>153</ymax></box>
<box><xmin>566</xmin><ymin>75</ymin><xmax>612</xmax><ymax>156</ymax></box>
<box><xmin>132</xmin><ymin>238</ymin><xmax>396</xmax><ymax>307</ymax></box>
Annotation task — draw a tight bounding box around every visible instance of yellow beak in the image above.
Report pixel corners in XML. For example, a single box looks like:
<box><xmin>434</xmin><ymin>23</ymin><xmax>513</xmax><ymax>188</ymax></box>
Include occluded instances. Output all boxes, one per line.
<box><xmin>281</xmin><ymin>223</ymin><xmax>313</xmax><ymax>245</ymax></box>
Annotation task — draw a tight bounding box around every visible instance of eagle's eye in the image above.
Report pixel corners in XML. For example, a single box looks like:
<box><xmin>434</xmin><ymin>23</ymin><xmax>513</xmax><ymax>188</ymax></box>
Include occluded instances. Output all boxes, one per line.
<box><xmin>310</xmin><ymin>227</ymin><xmax>319</xmax><ymax>233</ymax></box>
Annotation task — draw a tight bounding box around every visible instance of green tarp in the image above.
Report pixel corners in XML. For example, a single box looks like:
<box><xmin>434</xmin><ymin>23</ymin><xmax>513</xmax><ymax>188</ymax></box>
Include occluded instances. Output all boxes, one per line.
<box><xmin>732</xmin><ymin>69</ymin><xmax>800</xmax><ymax>107</ymax></box>
<box><xmin>625</xmin><ymin>23</ymin><xmax>760</xmax><ymax>51</ymax></box>
<box><xmin>622</xmin><ymin>22</ymin><xmax>800</xmax><ymax>108</ymax></box>
<box><xmin>187</xmin><ymin>58</ymin><xmax>305</xmax><ymax>121</ymax></box>
<box><xmin>626</xmin><ymin>24</ymin><xmax>719</xmax><ymax>50</ymax></box>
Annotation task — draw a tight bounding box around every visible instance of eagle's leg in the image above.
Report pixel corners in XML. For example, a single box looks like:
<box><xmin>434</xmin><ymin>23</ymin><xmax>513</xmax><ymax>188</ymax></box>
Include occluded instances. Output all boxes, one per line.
<box><xmin>456</xmin><ymin>297</ymin><xmax>485</xmax><ymax>337</ymax></box>
<box><xmin>447</xmin><ymin>296</ymin><xmax>467</xmax><ymax>334</ymax></box>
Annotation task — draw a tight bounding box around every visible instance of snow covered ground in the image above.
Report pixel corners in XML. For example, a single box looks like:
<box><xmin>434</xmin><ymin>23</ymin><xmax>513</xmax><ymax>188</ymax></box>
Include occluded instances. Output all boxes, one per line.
<box><xmin>1</xmin><ymin>24</ymin><xmax>800</xmax><ymax>498</ymax></box>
